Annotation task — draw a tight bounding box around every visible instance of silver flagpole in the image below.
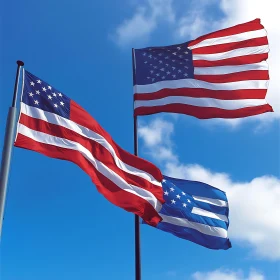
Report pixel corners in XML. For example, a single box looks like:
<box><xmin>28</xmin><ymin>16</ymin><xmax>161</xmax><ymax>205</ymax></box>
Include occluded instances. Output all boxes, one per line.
<box><xmin>0</xmin><ymin>60</ymin><xmax>24</xmax><ymax>238</ymax></box>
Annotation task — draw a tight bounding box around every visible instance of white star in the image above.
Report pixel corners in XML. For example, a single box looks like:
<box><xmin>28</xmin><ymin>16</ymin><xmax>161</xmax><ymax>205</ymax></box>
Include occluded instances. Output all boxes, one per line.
<box><xmin>147</xmin><ymin>77</ymin><xmax>151</xmax><ymax>79</ymax></box>
<box><xmin>143</xmin><ymin>52</ymin><xmax>147</xmax><ymax>56</ymax></box>
<box><xmin>150</xmin><ymin>70</ymin><xmax>154</xmax><ymax>73</ymax></box>
<box><xmin>177</xmin><ymin>46</ymin><xmax>181</xmax><ymax>50</ymax></box>
<box><xmin>172</xmin><ymin>59</ymin><xmax>175</xmax><ymax>62</ymax></box>
<box><xmin>184</xmin><ymin>66</ymin><xmax>189</xmax><ymax>69</ymax></box>
<box><xmin>158</xmin><ymin>53</ymin><xmax>162</xmax><ymax>56</ymax></box>
<box><xmin>148</xmin><ymin>55</ymin><xmax>152</xmax><ymax>58</ymax></box>
<box><xmin>48</xmin><ymin>86</ymin><xmax>52</xmax><ymax>90</ymax></box>
<box><xmin>29</xmin><ymin>92</ymin><xmax>33</xmax><ymax>97</ymax></box>
<box><xmin>34</xmin><ymin>100</ymin><xmax>39</xmax><ymax>105</ymax></box>
<box><xmin>58</xmin><ymin>93</ymin><xmax>62</xmax><ymax>97</ymax></box>
<box><xmin>160</xmin><ymin>68</ymin><xmax>165</xmax><ymax>71</ymax></box>
<box><xmin>184</xmin><ymin>51</ymin><xmax>188</xmax><ymax>54</ymax></box>
<box><xmin>187</xmin><ymin>199</ymin><xmax>191</xmax><ymax>203</ymax></box>
<box><xmin>165</xmin><ymin>63</ymin><xmax>169</xmax><ymax>66</ymax></box>
<box><xmin>153</xmin><ymin>66</ymin><xmax>158</xmax><ymax>69</ymax></box>
<box><xmin>48</xmin><ymin>95</ymin><xmax>52</xmax><ymax>99</ymax></box>
<box><xmin>52</xmin><ymin>93</ymin><xmax>57</xmax><ymax>97</ymax></box>
<box><xmin>60</xmin><ymin>101</ymin><xmax>64</xmax><ymax>106</ymax></box>
<box><xmin>54</xmin><ymin>104</ymin><xmax>58</xmax><ymax>108</ymax></box>
<box><xmin>165</xmin><ymin>56</ymin><xmax>169</xmax><ymax>59</ymax></box>
<box><xmin>162</xmin><ymin>179</ymin><xmax>166</xmax><ymax>182</ymax></box>
<box><xmin>36</xmin><ymin>90</ymin><xmax>40</xmax><ymax>95</ymax></box>
<box><xmin>166</xmin><ymin>71</ymin><xmax>171</xmax><ymax>75</ymax></box>
<box><xmin>164</xmin><ymin>191</ymin><xmax>169</xmax><ymax>196</ymax></box>
<box><xmin>162</xmin><ymin>76</ymin><xmax>165</xmax><ymax>79</ymax></box>
<box><xmin>30</xmin><ymin>81</ymin><xmax>35</xmax><ymax>86</ymax></box>
<box><xmin>183</xmin><ymin>203</ymin><xmax>187</xmax><ymax>207</ymax></box>
<box><xmin>178</xmin><ymin>69</ymin><xmax>182</xmax><ymax>73</ymax></box>
<box><xmin>179</xmin><ymin>55</ymin><xmax>183</xmax><ymax>58</ymax></box>
<box><xmin>152</xmin><ymin>78</ymin><xmax>155</xmax><ymax>82</ymax></box>
<box><xmin>172</xmin><ymin>75</ymin><xmax>176</xmax><ymax>78</ymax></box>
<box><xmin>172</xmin><ymin>52</ymin><xmax>177</xmax><ymax>55</ymax></box>
<box><xmin>182</xmin><ymin>192</ymin><xmax>186</xmax><ymax>196</ymax></box>
<box><xmin>153</xmin><ymin>57</ymin><xmax>157</xmax><ymax>60</ymax></box>
<box><xmin>185</xmin><ymin>59</ymin><xmax>189</xmax><ymax>61</ymax></box>
<box><xmin>159</xmin><ymin>60</ymin><xmax>163</xmax><ymax>64</ymax></box>
<box><xmin>144</xmin><ymin>61</ymin><xmax>148</xmax><ymax>64</ymax></box>
<box><xmin>172</xmin><ymin>67</ymin><xmax>176</xmax><ymax>70</ymax></box>
<box><xmin>184</xmin><ymin>73</ymin><xmax>188</xmax><ymax>77</ymax></box>
<box><xmin>170</xmin><ymin>187</ymin><xmax>175</xmax><ymax>192</ymax></box>
<box><xmin>156</xmin><ymin>73</ymin><xmax>160</xmax><ymax>77</ymax></box>
<box><xmin>42</xmin><ymin>87</ymin><xmax>47</xmax><ymax>92</ymax></box>
<box><xmin>176</xmin><ymin>194</ymin><xmax>181</xmax><ymax>199</ymax></box>
<box><xmin>37</xmin><ymin>80</ymin><xmax>42</xmax><ymax>84</ymax></box>
<box><xmin>171</xmin><ymin>199</ymin><xmax>176</xmax><ymax>204</ymax></box>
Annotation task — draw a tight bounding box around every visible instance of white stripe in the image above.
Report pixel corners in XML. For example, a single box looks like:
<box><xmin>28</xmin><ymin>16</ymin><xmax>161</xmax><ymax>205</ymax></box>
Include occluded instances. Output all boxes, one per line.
<box><xmin>193</xmin><ymin>45</ymin><xmax>269</xmax><ymax>61</ymax></box>
<box><xmin>191</xmin><ymin>207</ymin><xmax>228</xmax><ymax>223</ymax></box>
<box><xmin>160</xmin><ymin>214</ymin><xmax>228</xmax><ymax>238</ymax></box>
<box><xmin>134</xmin><ymin>79</ymin><xmax>268</xmax><ymax>93</ymax></box>
<box><xmin>20</xmin><ymin>103</ymin><xmax>161</xmax><ymax>187</ymax></box>
<box><xmin>135</xmin><ymin>96</ymin><xmax>267</xmax><ymax>110</ymax></box>
<box><xmin>193</xmin><ymin>196</ymin><xmax>228</xmax><ymax>207</ymax></box>
<box><xmin>194</xmin><ymin>61</ymin><xmax>268</xmax><ymax>75</ymax></box>
<box><xmin>189</xmin><ymin>29</ymin><xmax>267</xmax><ymax>50</ymax></box>
<box><xmin>17</xmin><ymin>124</ymin><xmax>162</xmax><ymax>211</ymax></box>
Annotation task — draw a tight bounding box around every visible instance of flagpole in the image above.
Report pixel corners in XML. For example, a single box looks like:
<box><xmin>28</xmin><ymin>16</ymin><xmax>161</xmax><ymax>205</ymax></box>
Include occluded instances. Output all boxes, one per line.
<box><xmin>133</xmin><ymin>116</ymin><xmax>141</xmax><ymax>280</ymax></box>
<box><xmin>0</xmin><ymin>60</ymin><xmax>24</xmax><ymax>238</ymax></box>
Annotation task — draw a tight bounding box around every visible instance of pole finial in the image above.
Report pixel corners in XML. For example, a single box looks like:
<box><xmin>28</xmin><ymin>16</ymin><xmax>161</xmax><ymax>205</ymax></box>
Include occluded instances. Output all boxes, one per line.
<box><xmin>16</xmin><ymin>60</ymin><xmax>24</xmax><ymax>66</ymax></box>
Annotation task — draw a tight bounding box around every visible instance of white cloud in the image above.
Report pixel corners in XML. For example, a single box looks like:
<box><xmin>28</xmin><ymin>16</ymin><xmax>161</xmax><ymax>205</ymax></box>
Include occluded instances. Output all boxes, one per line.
<box><xmin>192</xmin><ymin>269</ymin><xmax>265</xmax><ymax>280</ymax></box>
<box><xmin>112</xmin><ymin>0</ymin><xmax>174</xmax><ymax>47</ymax></box>
<box><xmin>138</xmin><ymin>118</ymin><xmax>177</xmax><ymax>162</ymax></box>
<box><xmin>139</xmin><ymin>118</ymin><xmax>280</xmax><ymax>260</ymax></box>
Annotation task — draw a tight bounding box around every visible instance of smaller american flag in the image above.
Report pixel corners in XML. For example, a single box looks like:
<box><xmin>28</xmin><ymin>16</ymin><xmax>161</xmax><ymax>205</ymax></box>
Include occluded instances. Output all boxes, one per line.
<box><xmin>133</xmin><ymin>19</ymin><xmax>273</xmax><ymax>119</ymax></box>
<box><xmin>146</xmin><ymin>175</ymin><xmax>231</xmax><ymax>250</ymax></box>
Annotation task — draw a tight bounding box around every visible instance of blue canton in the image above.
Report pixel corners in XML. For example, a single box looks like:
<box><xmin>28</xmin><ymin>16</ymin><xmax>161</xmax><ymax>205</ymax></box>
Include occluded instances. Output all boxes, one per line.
<box><xmin>133</xmin><ymin>42</ymin><xmax>194</xmax><ymax>85</ymax></box>
<box><xmin>161</xmin><ymin>178</ymin><xmax>195</xmax><ymax>217</ymax></box>
<box><xmin>22</xmin><ymin>71</ymin><xmax>71</xmax><ymax>119</ymax></box>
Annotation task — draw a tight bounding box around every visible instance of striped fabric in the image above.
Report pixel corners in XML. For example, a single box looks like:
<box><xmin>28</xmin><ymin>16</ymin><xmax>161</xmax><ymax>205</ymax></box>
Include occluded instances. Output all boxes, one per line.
<box><xmin>152</xmin><ymin>175</ymin><xmax>231</xmax><ymax>250</ymax></box>
<box><xmin>14</xmin><ymin>70</ymin><xmax>164</xmax><ymax>226</ymax></box>
<box><xmin>133</xmin><ymin>19</ymin><xmax>273</xmax><ymax>119</ymax></box>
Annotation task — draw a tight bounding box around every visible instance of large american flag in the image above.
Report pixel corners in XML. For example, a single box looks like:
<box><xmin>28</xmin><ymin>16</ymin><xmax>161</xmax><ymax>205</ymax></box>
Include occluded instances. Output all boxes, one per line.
<box><xmin>133</xmin><ymin>19</ymin><xmax>273</xmax><ymax>119</ymax></box>
<box><xmin>15</xmin><ymin>70</ymin><xmax>164</xmax><ymax>226</ymax></box>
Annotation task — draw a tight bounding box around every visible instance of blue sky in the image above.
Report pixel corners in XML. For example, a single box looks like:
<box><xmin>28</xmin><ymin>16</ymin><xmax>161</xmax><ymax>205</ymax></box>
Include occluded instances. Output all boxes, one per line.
<box><xmin>0</xmin><ymin>0</ymin><xmax>279</xmax><ymax>279</ymax></box>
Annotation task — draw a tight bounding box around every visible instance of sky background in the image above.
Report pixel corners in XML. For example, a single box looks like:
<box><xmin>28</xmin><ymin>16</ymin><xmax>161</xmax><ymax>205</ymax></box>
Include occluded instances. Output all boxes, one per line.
<box><xmin>0</xmin><ymin>0</ymin><xmax>279</xmax><ymax>279</ymax></box>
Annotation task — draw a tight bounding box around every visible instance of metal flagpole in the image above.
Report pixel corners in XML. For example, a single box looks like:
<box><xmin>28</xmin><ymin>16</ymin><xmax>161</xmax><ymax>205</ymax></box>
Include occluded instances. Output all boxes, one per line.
<box><xmin>132</xmin><ymin>47</ymin><xmax>141</xmax><ymax>280</ymax></box>
<box><xmin>0</xmin><ymin>60</ymin><xmax>24</xmax><ymax>238</ymax></box>
<box><xmin>133</xmin><ymin>116</ymin><xmax>141</xmax><ymax>280</ymax></box>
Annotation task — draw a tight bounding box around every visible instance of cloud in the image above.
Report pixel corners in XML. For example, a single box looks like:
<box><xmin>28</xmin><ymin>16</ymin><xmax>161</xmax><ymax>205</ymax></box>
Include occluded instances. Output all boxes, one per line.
<box><xmin>192</xmin><ymin>268</ymin><xmax>265</xmax><ymax>280</ymax></box>
<box><xmin>111</xmin><ymin>0</ymin><xmax>174</xmax><ymax>47</ymax></box>
<box><xmin>139</xmin><ymin>118</ymin><xmax>280</xmax><ymax>260</ymax></box>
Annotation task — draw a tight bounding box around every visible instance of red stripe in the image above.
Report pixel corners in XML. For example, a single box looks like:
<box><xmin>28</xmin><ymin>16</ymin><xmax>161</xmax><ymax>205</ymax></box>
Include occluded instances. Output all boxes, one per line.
<box><xmin>134</xmin><ymin>88</ymin><xmax>268</xmax><ymax>101</ymax></box>
<box><xmin>194</xmin><ymin>70</ymin><xmax>269</xmax><ymax>83</ymax></box>
<box><xmin>192</xmin><ymin>37</ymin><xmax>268</xmax><ymax>55</ymax></box>
<box><xmin>188</xmin><ymin>19</ymin><xmax>263</xmax><ymax>47</ymax></box>
<box><xmin>134</xmin><ymin>104</ymin><xmax>273</xmax><ymax>119</ymax></box>
<box><xmin>18</xmin><ymin>113</ymin><xmax>164</xmax><ymax>204</ymax></box>
<box><xmin>193</xmin><ymin>53</ymin><xmax>268</xmax><ymax>67</ymax></box>
<box><xmin>70</xmin><ymin>100</ymin><xmax>162</xmax><ymax>183</ymax></box>
<box><xmin>14</xmin><ymin>134</ymin><xmax>162</xmax><ymax>226</ymax></box>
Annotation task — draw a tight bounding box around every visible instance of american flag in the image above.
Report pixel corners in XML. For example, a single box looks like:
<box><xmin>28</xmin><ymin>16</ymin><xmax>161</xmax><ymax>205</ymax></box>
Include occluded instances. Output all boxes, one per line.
<box><xmin>150</xmin><ymin>175</ymin><xmax>231</xmax><ymax>250</ymax></box>
<box><xmin>133</xmin><ymin>19</ymin><xmax>273</xmax><ymax>119</ymax></box>
<box><xmin>14</xmin><ymin>70</ymin><xmax>164</xmax><ymax>226</ymax></box>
